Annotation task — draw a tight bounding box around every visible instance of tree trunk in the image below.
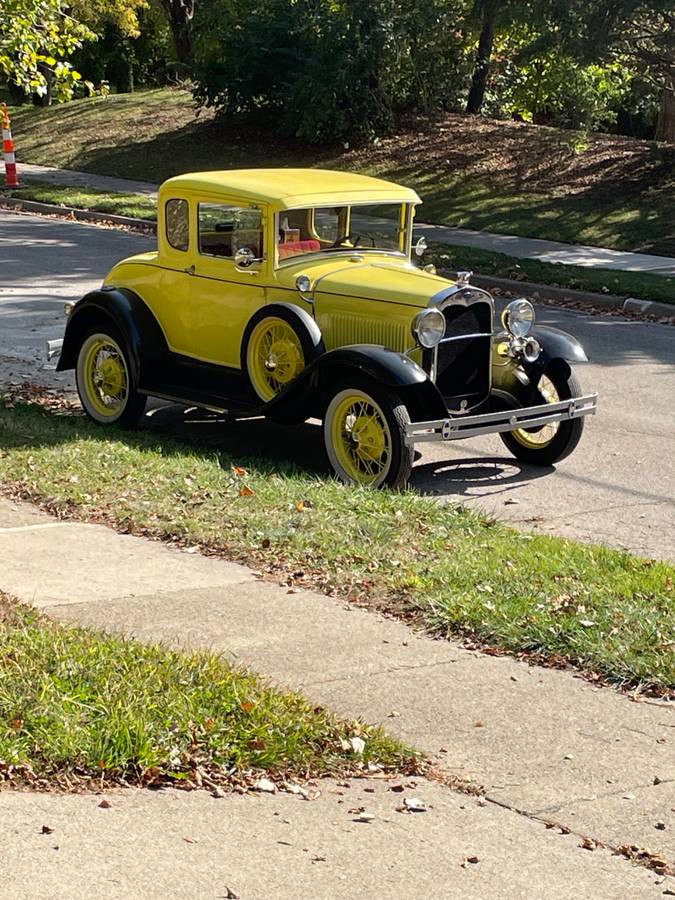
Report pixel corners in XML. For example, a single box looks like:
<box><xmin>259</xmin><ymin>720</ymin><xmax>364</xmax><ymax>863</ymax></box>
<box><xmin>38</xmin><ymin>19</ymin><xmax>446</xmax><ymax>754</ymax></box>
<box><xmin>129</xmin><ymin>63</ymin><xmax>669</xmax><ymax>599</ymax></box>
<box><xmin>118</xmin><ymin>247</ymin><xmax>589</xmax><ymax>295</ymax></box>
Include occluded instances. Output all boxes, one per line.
<box><xmin>466</xmin><ymin>13</ymin><xmax>496</xmax><ymax>114</ymax></box>
<box><xmin>160</xmin><ymin>0</ymin><xmax>195</xmax><ymax>67</ymax></box>
<box><xmin>655</xmin><ymin>78</ymin><xmax>675</xmax><ymax>143</ymax></box>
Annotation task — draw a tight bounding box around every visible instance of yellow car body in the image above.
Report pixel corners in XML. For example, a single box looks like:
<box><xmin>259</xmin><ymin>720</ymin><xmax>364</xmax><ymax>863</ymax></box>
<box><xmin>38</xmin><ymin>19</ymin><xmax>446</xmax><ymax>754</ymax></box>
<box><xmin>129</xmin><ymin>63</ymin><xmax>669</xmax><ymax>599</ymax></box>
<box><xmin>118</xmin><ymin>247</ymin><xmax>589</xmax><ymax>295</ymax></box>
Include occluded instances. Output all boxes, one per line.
<box><xmin>56</xmin><ymin>168</ymin><xmax>597</xmax><ymax>488</ymax></box>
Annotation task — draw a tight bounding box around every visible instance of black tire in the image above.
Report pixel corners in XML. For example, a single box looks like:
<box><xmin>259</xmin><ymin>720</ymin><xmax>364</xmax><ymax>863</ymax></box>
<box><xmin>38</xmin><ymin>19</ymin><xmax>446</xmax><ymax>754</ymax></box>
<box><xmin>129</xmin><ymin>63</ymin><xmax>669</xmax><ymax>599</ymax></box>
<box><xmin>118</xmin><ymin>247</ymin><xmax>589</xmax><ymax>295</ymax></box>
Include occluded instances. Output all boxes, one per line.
<box><xmin>323</xmin><ymin>378</ymin><xmax>413</xmax><ymax>489</ymax></box>
<box><xmin>75</xmin><ymin>325</ymin><xmax>146</xmax><ymax>427</ymax></box>
<box><xmin>500</xmin><ymin>366</ymin><xmax>584</xmax><ymax>465</ymax></box>
<box><xmin>242</xmin><ymin>306</ymin><xmax>323</xmax><ymax>402</ymax></box>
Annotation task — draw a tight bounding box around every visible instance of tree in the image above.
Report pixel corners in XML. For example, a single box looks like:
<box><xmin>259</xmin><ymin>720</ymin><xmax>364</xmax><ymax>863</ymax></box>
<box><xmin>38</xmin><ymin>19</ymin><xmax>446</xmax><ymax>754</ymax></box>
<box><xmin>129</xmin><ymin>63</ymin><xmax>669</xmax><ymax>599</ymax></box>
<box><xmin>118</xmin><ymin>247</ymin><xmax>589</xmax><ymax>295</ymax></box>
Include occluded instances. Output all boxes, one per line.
<box><xmin>546</xmin><ymin>1</ymin><xmax>675</xmax><ymax>141</ymax></box>
<box><xmin>157</xmin><ymin>0</ymin><xmax>194</xmax><ymax>66</ymax></box>
<box><xmin>0</xmin><ymin>0</ymin><xmax>94</xmax><ymax>101</ymax></box>
<box><xmin>466</xmin><ymin>0</ymin><xmax>501</xmax><ymax>113</ymax></box>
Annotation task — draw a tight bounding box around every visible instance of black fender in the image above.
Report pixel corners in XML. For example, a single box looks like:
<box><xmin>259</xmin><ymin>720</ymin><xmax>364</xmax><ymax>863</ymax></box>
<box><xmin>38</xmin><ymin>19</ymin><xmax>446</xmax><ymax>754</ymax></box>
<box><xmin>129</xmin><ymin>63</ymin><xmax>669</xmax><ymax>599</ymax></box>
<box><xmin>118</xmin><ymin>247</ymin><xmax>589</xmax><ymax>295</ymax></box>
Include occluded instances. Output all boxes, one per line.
<box><xmin>57</xmin><ymin>287</ymin><xmax>168</xmax><ymax>389</ymax></box>
<box><xmin>532</xmin><ymin>325</ymin><xmax>588</xmax><ymax>365</ymax></box>
<box><xmin>264</xmin><ymin>344</ymin><xmax>447</xmax><ymax>424</ymax></box>
<box><xmin>493</xmin><ymin>326</ymin><xmax>588</xmax><ymax>409</ymax></box>
<box><xmin>240</xmin><ymin>301</ymin><xmax>325</xmax><ymax>371</ymax></box>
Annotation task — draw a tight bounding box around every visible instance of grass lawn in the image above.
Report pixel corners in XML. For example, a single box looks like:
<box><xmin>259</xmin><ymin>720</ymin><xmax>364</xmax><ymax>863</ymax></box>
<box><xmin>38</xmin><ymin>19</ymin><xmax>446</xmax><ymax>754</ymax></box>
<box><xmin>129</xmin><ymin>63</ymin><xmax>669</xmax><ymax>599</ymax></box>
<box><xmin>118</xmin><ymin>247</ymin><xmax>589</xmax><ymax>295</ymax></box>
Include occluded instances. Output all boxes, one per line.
<box><xmin>0</xmin><ymin>180</ymin><xmax>157</xmax><ymax>221</ymax></box>
<box><xmin>0</xmin><ymin>399</ymin><xmax>673</xmax><ymax>696</ymax></box>
<box><xmin>7</xmin><ymin>88</ymin><xmax>675</xmax><ymax>256</ymax></box>
<box><xmin>0</xmin><ymin>590</ymin><xmax>411</xmax><ymax>788</ymax></box>
<box><xmin>430</xmin><ymin>245</ymin><xmax>675</xmax><ymax>306</ymax></box>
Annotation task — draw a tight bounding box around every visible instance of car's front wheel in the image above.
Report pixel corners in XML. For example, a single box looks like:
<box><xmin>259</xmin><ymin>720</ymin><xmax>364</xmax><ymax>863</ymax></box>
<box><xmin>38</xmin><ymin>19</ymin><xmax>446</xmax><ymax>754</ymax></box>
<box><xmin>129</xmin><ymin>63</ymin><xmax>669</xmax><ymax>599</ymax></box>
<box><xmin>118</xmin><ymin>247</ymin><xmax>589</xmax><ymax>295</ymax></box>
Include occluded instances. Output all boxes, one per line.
<box><xmin>500</xmin><ymin>366</ymin><xmax>584</xmax><ymax>465</ymax></box>
<box><xmin>323</xmin><ymin>381</ymin><xmax>413</xmax><ymax>489</ymax></box>
<box><xmin>76</xmin><ymin>327</ymin><xmax>146</xmax><ymax>426</ymax></box>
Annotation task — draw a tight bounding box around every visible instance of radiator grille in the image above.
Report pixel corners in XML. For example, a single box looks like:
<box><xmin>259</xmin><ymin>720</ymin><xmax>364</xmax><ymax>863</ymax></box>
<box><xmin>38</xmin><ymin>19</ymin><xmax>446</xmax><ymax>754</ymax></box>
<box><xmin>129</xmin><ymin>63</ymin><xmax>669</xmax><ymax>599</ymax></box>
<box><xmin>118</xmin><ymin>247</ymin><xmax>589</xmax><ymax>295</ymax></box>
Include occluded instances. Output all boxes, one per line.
<box><xmin>435</xmin><ymin>301</ymin><xmax>492</xmax><ymax>411</ymax></box>
<box><xmin>329</xmin><ymin>313</ymin><xmax>408</xmax><ymax>353</ymax></box>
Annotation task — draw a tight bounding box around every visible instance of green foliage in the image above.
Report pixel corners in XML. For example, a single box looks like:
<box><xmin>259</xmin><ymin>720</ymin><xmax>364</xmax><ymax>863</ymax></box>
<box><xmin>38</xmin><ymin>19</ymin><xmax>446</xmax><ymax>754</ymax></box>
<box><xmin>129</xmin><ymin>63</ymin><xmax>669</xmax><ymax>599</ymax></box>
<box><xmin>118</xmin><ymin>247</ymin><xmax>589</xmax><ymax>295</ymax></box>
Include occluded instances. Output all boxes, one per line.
<box><xmin>192</xmin><ymin>0</ymin><xmax>470</xmax><ymax>142</ymax></box>
<box><xmin>0</xmin><ymin>0</ymin><xmax>94</xmax><ymax>101</ymax></box>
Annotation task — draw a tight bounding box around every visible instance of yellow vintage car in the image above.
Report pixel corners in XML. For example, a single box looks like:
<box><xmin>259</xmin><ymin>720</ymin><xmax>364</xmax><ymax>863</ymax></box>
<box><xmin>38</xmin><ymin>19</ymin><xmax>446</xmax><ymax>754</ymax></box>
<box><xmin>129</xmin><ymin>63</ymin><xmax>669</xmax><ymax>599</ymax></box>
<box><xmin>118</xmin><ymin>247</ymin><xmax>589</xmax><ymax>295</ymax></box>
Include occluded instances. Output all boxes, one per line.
<box><xmin>53</xmin><ymin>169</ymin><xmax>597</xmax><ymax>488</ymax></box>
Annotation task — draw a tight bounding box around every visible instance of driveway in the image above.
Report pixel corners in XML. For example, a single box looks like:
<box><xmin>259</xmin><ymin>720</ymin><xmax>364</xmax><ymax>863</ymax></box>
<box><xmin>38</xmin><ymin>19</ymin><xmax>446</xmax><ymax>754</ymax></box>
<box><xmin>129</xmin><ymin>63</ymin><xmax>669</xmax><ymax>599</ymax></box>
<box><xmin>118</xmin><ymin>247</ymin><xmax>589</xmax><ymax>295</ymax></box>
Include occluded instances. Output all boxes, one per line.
<box><xmin>1</xmin><ymin>209</ymin><xmax>673</xmax><ymax>561</ymax></box>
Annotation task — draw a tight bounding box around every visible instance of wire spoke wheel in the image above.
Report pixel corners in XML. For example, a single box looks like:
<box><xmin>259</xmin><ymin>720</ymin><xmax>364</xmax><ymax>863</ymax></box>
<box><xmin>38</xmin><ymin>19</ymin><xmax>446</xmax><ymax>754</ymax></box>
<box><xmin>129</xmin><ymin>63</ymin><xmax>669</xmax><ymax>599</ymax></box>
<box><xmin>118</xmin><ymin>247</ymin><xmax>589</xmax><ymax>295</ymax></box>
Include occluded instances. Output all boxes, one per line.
<box><xmin>333</xmin><ymin>395</ymin><xmax>392</xmax><ymax>485</ymax></box>
<box><xmin>501</xmin><ymin>367</ymin><xmax>585</xmax><ymax>466</ymax></box>
<box><xmin>80</xmin><ymin>336</ymin><xmax>128</xmax><ymax>418</ymax></box>
<box><xmin>76</xmin><ymin>329</ymin><xmax>146</xmax><ymax>426</ymax></box>
<box><xmin>512</xmin><ymin>374</ymin><xmax>559</xmax><ymax>449</ymax></box>
<box><xmin>324</xmin><ymin>382</ymin><xmax>413</xmax><ymax>489</ymax></box>
<box><xmin>247</xmin><ymin>317</ymin><xmax>305</xmax><ymax>401</ymax></box>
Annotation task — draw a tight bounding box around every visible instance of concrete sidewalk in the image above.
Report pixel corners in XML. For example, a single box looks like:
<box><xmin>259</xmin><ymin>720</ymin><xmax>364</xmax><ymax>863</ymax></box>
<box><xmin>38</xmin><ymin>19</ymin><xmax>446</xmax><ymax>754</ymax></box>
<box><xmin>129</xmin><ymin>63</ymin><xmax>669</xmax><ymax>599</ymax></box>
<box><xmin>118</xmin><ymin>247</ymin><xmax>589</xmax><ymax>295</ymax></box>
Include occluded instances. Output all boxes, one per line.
<box><xmin>0</xmin><ymin>496</ymin><xmax>673</xmax><ymax>897</ymax></box>
<box><xmin>9</xmin><ymin>161</ymin><xmax>675</xmax><ymax>277</ymax></box>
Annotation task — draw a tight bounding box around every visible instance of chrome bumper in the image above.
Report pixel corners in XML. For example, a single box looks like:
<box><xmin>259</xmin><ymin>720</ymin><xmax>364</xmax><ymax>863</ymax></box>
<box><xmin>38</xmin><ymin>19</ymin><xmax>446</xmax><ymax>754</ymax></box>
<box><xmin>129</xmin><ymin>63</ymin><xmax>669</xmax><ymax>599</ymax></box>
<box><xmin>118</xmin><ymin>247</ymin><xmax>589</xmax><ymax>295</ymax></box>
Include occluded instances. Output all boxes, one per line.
<box><xmin>405</xmin><ymin>394</ymin><xmax>598</xmax><ymax>445</ymax></box>
<box><xmin>45</xmin><ymin>339</ymin><xmax>63</xmax><ymax>367</ymax></box>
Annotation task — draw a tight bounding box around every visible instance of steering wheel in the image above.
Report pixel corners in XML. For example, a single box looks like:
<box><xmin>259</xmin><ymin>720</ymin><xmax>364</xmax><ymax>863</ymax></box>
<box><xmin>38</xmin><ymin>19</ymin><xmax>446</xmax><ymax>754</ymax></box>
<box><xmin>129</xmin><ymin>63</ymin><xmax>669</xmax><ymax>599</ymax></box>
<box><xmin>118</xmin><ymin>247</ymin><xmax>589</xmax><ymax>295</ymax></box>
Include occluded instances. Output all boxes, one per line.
<box><xmin>331</xmin><ymin>233</ymin><xmax>361</xmax><ymax>249</ymax></box>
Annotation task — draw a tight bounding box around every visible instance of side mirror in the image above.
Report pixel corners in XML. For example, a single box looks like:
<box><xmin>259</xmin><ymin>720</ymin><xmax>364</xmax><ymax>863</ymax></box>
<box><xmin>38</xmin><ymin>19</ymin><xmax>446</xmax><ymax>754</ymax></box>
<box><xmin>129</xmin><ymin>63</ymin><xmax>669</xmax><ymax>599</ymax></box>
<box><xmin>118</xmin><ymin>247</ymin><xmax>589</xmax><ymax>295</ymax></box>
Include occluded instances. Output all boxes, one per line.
<box><xmin>414</xmin><ymin>236</ymin><xmax>428</xmax><ymax>257</ymax></box>
<box><xmin>234</xmin><ymin>246</ymin><xmax>261</xmax><ymax>269</ymax></box>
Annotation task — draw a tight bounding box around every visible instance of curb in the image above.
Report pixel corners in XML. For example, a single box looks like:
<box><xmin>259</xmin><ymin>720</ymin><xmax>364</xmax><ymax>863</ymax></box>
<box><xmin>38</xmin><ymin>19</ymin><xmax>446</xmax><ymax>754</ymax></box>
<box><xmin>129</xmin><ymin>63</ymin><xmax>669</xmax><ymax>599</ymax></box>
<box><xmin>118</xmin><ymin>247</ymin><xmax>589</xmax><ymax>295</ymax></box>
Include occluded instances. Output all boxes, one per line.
<box><xmin>0</xmin><ymin>196</ymin><xmax>156</xmax><ymax>232</ymax></box>
<box><xmin>470</xmin><ymin>273</ymin><xmax>674</xmax><ymax>319</ymax></box>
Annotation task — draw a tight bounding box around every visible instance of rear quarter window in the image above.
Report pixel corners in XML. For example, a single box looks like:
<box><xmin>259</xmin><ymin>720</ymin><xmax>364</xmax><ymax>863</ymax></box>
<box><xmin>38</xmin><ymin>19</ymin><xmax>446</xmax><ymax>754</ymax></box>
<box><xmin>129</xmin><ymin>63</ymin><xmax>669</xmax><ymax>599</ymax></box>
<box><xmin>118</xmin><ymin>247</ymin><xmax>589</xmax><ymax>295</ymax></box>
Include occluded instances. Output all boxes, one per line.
<box><xmin>166</xmin><ymin>199</ymin><xmax>189</xmax><ymax>251</ymax></box>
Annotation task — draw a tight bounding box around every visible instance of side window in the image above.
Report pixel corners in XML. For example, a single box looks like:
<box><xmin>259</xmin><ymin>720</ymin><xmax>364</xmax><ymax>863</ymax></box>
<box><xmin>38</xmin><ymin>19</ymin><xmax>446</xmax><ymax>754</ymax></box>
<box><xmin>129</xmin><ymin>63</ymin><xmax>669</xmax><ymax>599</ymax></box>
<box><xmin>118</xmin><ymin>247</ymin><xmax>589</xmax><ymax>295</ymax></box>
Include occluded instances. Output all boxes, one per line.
<box><xmin>165</xmin><ymin>198</ymin><xmax>189</xmax><ymax>251</ymax></box>
<box><xmin>198</xmin><ymin>203</ymin><xmax>262</xmax><ymax>259</ymax></box>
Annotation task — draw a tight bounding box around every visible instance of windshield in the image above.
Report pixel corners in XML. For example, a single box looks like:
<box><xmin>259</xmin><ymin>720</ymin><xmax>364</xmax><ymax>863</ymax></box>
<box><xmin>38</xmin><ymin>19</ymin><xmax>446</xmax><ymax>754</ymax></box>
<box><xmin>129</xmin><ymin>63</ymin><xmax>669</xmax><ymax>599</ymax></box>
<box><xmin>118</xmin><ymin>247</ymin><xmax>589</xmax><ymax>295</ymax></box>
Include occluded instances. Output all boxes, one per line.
<box><xmin>277</xmin><ymin>203</ymin><xmax>409</xmax><ymax>262</ymax></box>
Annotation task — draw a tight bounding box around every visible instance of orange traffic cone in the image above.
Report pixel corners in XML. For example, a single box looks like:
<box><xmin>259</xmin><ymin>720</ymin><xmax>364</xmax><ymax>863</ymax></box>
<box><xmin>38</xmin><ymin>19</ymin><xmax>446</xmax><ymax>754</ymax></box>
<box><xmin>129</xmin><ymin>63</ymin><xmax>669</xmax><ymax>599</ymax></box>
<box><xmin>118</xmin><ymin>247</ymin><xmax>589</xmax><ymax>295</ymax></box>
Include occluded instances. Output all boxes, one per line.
<box><xmin>1</xmin><ymin>104</ymin><xmax>21</xmax><ymax>189</ymax></box>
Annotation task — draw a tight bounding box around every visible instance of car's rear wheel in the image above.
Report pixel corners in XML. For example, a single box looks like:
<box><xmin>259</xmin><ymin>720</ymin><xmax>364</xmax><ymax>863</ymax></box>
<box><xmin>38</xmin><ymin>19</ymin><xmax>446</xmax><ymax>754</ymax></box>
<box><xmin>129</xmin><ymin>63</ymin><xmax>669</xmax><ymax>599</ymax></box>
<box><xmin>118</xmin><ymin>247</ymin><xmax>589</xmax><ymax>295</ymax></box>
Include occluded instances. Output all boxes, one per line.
<box><xmin>500</xmin><ymin>367</ymin><xmax>584</xmax><ymax>465</ymax></box>
<box><xmin>324</xmin><ymin>381</ymin><xmax>413</xmax><ymax>489</ymax></box>
<box><xmin>76</xmin><ymin>327</ymin><xmax>146</xmax><ymax>426</ymax></box>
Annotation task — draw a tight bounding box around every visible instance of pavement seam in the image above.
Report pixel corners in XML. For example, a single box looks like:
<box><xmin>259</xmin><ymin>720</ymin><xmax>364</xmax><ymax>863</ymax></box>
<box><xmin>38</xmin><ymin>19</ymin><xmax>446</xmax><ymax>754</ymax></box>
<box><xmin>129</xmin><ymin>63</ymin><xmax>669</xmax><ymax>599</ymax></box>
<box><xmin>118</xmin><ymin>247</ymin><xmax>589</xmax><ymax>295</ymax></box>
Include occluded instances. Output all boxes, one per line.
<box><xmin>527</xmin><ymin>778</ymin><xmax>675</xmax><ymax>816</ymax></box>
<box><xmin>304</xmin><ymin>657</ymin><xmax>463</xmax><ymax>685</ymax></box>
<box><xmin>483</xmin><ymin>795</ymin><xmax>675</xmax><ymax>878</ymax></box>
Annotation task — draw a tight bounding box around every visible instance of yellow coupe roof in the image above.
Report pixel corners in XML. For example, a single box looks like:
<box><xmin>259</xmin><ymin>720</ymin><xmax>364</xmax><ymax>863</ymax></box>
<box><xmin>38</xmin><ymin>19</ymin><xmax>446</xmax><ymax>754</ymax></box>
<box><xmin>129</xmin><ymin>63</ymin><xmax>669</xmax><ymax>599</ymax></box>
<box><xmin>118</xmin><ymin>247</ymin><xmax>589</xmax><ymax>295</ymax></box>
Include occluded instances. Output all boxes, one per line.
<box><xmin>160</xmin><ymin>168</ymin><xmax>421</xmax><ymax>209</ymax></box>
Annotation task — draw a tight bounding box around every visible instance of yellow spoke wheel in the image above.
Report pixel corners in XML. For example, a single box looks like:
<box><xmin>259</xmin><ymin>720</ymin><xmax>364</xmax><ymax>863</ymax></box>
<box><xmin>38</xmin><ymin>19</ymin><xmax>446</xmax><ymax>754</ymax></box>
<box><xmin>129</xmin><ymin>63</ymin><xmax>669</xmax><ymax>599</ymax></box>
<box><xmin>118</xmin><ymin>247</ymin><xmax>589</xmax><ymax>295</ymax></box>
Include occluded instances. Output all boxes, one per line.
<box><xmin>511</xmin><ymin>374</ymin><xmax>559</xmax><ymax>450</ymax></box>
<box><xmin>500</xmin><ymin>368</ymin><xmax>585</xmax><ymax>466</ymax></box>
<box><xmin>324</xmin><ymin>384</ymin><xmax>413</xmax><ymax>489</ymax></box>
<box><xmin>76</xmin><ymin>330</ymin><xmax>145</xmax><ymax>426</ymax></box>
<box><xmin>246</xmin><ymin>317</ymin><xmax>306</xmax><ymax>401</ymax></box>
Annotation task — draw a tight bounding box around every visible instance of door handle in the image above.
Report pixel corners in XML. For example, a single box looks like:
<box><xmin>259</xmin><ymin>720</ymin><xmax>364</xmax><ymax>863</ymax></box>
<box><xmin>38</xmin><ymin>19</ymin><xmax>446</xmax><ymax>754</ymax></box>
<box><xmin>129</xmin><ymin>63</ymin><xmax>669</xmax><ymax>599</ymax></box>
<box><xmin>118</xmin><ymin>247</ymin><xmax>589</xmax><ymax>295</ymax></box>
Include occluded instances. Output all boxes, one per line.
<box><xmin>184</xmin><ymin>264</ymin><xmax>195</xmax><ymax>275</ymax></box>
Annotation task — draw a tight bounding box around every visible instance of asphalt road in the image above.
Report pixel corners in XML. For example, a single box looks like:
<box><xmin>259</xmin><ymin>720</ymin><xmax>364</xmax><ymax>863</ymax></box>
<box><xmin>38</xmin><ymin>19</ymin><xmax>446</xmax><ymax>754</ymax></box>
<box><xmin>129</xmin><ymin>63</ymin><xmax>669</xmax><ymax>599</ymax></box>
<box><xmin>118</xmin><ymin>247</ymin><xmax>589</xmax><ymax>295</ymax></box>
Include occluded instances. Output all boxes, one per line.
<box><xmin>1</xmin><ymin>209</ymin><xmax>674</xmax><ymax>561</ymax></box>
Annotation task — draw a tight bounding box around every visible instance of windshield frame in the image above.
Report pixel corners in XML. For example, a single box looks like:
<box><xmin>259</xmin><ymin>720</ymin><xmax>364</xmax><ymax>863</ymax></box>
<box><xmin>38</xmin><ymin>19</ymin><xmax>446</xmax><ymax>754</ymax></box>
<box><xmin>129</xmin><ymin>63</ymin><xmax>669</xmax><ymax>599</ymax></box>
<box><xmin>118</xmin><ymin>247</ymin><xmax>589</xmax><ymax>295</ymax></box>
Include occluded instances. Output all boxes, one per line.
<box><xmin>273</xmin><ymin>201</ymin><xmax>414</xmax><ymax>268</ymax></box>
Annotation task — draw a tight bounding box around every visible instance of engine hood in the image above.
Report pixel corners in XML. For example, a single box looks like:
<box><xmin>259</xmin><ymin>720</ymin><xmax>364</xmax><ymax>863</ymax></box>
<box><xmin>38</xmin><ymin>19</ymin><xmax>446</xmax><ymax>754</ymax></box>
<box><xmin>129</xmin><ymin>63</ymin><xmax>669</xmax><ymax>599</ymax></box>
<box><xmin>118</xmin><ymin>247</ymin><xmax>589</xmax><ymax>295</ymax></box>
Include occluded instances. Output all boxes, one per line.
<box><xmin>275</xmin><ymin>256</ymin><xmax>457</xmax><ymax>308</ymax></box>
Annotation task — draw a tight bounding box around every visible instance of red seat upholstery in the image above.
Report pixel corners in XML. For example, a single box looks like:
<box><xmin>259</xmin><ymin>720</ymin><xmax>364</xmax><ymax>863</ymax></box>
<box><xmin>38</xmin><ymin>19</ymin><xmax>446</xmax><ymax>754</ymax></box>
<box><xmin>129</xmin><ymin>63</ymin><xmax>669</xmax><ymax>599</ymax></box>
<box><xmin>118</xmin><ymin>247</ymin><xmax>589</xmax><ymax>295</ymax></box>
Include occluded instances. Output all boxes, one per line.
<box><xmin>278</xmin><ymin>240</ymin><xmax>321</xmax><ymax>259</ymax></box>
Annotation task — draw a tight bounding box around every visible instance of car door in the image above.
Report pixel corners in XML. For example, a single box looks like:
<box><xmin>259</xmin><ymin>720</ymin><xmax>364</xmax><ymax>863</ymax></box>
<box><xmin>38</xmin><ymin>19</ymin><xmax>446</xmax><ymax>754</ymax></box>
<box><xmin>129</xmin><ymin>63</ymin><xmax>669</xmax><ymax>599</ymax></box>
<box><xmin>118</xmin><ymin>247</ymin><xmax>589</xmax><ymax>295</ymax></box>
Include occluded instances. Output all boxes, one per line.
<box><xmin>186</xmin><ymin>200</ymin><xmax>267</xmax><ymax>369</ymax></box>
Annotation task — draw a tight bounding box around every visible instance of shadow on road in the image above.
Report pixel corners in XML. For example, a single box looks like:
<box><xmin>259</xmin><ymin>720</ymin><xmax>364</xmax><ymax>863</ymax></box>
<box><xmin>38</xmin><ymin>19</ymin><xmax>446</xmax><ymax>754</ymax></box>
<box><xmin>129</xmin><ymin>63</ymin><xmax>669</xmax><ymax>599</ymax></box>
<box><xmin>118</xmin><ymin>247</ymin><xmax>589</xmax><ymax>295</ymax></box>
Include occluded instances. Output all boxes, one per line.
<box><xmin>143</xmin><ymin>401</ymin><xmax>556</xmax><ymax>499</ymax></box>
<box><xmin>411</xmin><ymin>455</ymin><xmax>553</xmax><ymax>499</ymax></box>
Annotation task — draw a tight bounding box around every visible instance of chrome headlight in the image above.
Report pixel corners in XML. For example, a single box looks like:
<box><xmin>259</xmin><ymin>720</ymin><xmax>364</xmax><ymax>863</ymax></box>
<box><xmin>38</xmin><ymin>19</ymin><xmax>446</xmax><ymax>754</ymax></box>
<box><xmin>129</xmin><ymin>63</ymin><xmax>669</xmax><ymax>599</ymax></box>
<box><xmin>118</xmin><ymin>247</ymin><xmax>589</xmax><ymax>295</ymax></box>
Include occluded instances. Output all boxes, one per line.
<box><xmin>502</xmin><ymin>298</ymin><xmax>535</xmax><ymax>337</ymax></box>
<box><xmin>412</xmin><ymin>308</ymin><xmax>445</xmax><ymax>349</ymax></box>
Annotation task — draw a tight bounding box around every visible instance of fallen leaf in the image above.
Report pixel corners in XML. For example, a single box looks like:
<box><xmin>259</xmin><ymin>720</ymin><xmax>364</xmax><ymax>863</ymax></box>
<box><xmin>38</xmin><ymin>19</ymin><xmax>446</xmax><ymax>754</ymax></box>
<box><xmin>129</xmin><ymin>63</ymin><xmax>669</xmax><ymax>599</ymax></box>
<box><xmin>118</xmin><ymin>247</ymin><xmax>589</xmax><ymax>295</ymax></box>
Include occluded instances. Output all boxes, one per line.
<box><xmin>232</xmin><ymin>466</ymin><xmax>247</xmax><ymax>477</ymax></box>
<box><xmin>353</xmin><ymin>812</ymin><xmax>375</xmax><ymax>823</ymax></box>
<box><xmin>239</xmin><ymin>485</ymin><xmax>255</xmax><ymax>497</ymax></box>
<box><xmin>349</xmin><ymin>736</ymin><xmax>366</xmax><ymax>755</ymax></box>
<box><xmin>98</xmin><ymin>799</ymin><xmax>111</xmax><ymax>809</ymax></box>
<box><xmin>403</xmin><ymin>797</ymin><xmax>427</xmax><ymax>812</ymax></box>
<box><xmin>580</xmin><ymin>837</ymin><xmax>598</xmax><ymax>851</ymax></box>
<box><xmin>240</xmin><ymin>700</ymin><xmax>255</xmax><ymax>713</ymax></box>
<box><xmin>253</xmin><ymin>777</ymin><xmax>276</xmax><ymax>794</ymax></box>
<box><xmin>41</xmin><ymin>825</ymin><xmax>55</xmax><ymax>835</ymax></box>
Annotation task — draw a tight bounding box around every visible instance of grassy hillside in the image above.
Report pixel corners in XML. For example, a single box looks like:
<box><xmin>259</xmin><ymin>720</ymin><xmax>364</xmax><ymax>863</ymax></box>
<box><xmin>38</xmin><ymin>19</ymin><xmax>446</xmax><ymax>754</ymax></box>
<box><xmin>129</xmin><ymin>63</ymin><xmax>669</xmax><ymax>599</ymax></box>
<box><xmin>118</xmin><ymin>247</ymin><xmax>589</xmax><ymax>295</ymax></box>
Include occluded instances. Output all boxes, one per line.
<box><xmin>8</xmin><ymin>88</ymin><xmax>675</xmax><ymax>256</ymax></box>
